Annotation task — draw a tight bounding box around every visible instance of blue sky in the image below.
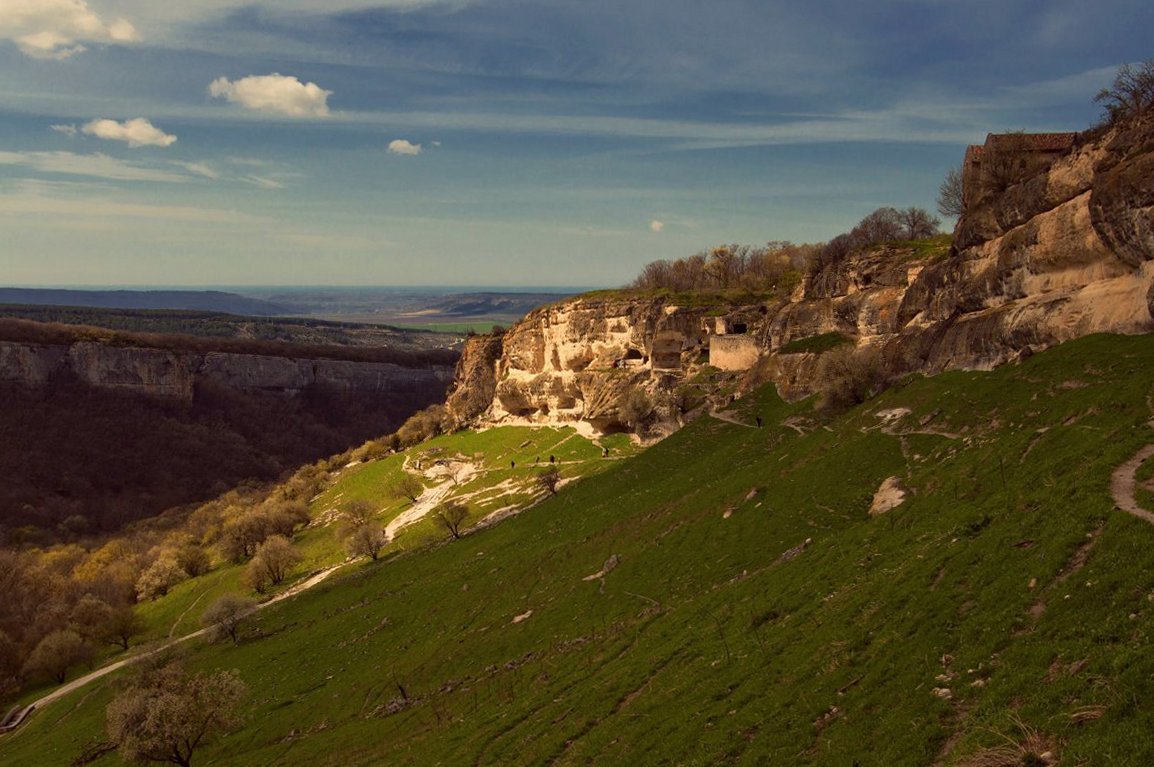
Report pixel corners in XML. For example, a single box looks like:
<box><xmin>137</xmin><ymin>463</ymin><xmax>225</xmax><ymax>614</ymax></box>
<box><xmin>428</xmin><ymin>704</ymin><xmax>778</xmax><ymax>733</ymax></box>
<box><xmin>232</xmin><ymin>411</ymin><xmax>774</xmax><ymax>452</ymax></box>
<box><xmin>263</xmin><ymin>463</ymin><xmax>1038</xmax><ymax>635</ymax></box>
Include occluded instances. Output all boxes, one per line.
<box><xmin>0</xmin><ymin>0</ymin><xmax>1149</xmax><ymax>287</ymax></box>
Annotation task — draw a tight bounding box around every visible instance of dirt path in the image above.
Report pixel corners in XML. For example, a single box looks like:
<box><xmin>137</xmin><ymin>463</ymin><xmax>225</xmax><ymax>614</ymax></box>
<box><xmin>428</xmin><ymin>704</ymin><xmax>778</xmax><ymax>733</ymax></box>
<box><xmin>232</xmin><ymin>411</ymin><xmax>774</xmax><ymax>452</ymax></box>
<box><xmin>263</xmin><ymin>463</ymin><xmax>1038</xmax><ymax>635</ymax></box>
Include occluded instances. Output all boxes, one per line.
<box><xmin>7</xmin><ymin>564</ymin><xmax>346</xmax><ymax>731</ymax></box>
<box><xmin>1110</xmin><ymin>444</ymin><xmax>1154</xmax><ymax>525</ymax></box>
<box><xmin>709</xmin><ymin>409</ymin><xmax>756</xmax><ymax>428</ymax></box>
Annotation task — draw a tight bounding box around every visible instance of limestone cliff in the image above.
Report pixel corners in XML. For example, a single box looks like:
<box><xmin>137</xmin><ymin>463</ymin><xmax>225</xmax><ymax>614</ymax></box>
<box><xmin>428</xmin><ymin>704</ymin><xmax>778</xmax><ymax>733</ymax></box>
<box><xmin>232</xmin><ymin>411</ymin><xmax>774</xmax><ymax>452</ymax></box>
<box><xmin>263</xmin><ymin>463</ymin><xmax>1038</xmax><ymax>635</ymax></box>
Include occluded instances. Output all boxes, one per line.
<box><xmin>446</xmin><ymin>118</ymin><xmax>1154</xmax><ymax>434</ymax></box>
<box><xmin>0</xmin><ymin>340</ymin><xmax>456</xmax><ymax>401</ymax></box>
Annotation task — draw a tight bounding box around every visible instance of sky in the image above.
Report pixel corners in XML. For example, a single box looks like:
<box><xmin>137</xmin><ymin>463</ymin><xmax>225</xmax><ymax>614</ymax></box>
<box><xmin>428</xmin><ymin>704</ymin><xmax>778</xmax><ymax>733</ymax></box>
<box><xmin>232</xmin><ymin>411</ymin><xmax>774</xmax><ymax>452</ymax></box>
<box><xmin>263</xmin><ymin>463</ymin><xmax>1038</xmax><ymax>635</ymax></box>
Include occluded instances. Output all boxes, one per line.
<box><xmin>0</xmin><ymin>0</ymin><xmax>1150</xmax><ymax>287</ymax></box>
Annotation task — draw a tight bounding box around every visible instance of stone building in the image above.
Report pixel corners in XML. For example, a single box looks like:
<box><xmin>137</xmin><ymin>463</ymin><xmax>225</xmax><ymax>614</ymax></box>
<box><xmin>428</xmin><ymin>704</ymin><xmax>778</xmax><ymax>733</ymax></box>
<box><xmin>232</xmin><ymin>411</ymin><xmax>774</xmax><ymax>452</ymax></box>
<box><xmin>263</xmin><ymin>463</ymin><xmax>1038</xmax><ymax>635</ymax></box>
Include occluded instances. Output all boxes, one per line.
<box><xmin>962</xmin><ymin>132</ymin><xmax>1078</xmax><ymax>209</ymax></box>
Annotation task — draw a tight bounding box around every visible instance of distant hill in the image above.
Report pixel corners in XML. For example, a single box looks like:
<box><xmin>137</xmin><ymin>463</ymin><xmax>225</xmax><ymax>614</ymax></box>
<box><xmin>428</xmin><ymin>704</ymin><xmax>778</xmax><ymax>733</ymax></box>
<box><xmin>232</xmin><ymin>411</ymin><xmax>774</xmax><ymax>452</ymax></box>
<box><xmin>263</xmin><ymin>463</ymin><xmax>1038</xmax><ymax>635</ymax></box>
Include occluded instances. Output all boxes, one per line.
<box><xmin>0</xmin><ymin>288</ymin><xmax>290</xmax><ymax>316</ymax></box>
<box><xmin>421</xmin><ymin>291</ymin><xmax>568</xmax><ymax>317</ymax></box>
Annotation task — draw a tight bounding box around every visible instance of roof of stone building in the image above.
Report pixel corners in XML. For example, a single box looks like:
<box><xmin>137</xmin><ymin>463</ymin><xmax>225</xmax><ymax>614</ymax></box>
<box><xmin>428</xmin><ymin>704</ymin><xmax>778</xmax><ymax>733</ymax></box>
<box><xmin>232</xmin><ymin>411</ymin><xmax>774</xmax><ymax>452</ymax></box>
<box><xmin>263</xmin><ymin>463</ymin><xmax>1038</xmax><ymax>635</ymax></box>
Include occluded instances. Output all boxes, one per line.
<box><xmin>985</xmin><ymin>131</ymin><xmax>1078</xmax><ymax>152</ymax></box>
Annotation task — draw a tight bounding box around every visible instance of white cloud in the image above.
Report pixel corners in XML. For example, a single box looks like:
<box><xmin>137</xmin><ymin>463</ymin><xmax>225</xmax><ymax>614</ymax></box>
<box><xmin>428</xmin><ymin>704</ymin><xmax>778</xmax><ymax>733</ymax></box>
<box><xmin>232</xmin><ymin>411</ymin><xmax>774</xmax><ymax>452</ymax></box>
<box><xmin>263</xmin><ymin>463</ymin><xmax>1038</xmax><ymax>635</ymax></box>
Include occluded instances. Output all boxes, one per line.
<box><xmin>79</xmin><ymin>118</ymin><xmax>176</xmax><ymax>148</ymax></box>
<box><xmin>388</xmin><ymin>139</ymin><xmax>422</xmax><ymax>156</ymax></box>
<box><xmin>0</xmin><ymin>0</ymin><xmax>138</xmax><ymax>60</ymax></box>
<box><xmin>207</xmin><ymin>73</ymin><xmax>332</xmax><ymax>117</ymax></box>
<box><xmin>649</xmin><ymin>219</ymin><xmax>664</xmax><ymax>233</ymax></box>
<box><xmin>50</xmin><ymin>123</ymin><xmax>78</xmax><ymax>136</ymax></box>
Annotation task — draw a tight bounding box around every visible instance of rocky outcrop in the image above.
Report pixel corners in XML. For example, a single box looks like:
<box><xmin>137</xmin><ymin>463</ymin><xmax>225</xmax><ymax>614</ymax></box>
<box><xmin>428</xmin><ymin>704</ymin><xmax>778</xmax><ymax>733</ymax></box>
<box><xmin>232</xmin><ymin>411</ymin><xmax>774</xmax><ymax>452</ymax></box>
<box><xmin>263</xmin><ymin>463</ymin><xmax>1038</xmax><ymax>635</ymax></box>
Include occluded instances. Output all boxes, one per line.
<box><xmin>445</xmin><ymin>119</ymin><xmax>1154</xmax><ymax>434</ymax></box>
<box><xmin>892</xmin><ymin>120</ymin><xmax>1154</xmax><ymax>375</ymax></box>
<box><xmin>0</xmin><ymin>340</ymin><xmax>456</xmax><ymax>401</ymax></box>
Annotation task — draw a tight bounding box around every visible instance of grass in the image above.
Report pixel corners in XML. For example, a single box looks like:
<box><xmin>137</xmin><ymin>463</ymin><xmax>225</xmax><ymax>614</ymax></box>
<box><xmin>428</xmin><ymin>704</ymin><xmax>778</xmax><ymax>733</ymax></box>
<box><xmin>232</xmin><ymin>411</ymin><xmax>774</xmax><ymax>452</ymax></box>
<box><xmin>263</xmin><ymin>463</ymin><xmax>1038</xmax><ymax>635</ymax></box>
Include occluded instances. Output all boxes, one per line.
<box><xmin>5</xmin><ymin>333</ymin><xmax>1154</xmax><ymax>766</ymax></box>
<box><xmin>778</xmin><ymin>331</ymin><xmax>852</xmax><ymax>355</ymax></box>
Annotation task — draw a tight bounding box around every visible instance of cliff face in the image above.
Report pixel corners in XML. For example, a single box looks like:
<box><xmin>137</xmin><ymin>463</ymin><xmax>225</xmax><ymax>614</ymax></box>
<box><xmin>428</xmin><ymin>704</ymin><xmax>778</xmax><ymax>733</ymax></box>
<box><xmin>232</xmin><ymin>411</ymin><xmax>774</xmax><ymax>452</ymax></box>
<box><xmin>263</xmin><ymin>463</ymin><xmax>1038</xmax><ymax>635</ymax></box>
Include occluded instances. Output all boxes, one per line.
<box><xmin>446</xmin><ymin>119</ymin><xmax>1154</xmax><ymax>434</ymax></box>
<box><xmin>893</xmin><ymin>120</ymin><xmax>1154</xmax><ymax>375</ymax></box>
<box><xmin>0</xmin><ymin>340</ymin><xmax>456</xmax><ymax>400</ymax></box>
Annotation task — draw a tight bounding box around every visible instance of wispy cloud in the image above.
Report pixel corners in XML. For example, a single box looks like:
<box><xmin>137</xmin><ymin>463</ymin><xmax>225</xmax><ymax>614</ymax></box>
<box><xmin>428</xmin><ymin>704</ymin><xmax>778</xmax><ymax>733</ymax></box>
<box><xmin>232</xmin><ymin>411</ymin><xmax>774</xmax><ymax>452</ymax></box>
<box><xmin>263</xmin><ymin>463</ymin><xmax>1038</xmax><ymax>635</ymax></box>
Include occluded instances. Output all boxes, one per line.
<box><xmin>208</xmin><ymin>73</ymin><xmax>332</xmax><ymax>117</ymax></box>
<box><xmin>0</xmin><ymin>185</ymin><xmax>268</xmax><ymax>225</ymax></box>
<box><xmin>173</xmin><ymin>161</ymin><xmax>221</xmax><ymax>179</ymax></box>
<box><xmin>0</xmin><ymin>151</ymin><xmax>189</xmax><ymax>182</ymax></box>
<box><xmin>240</xmin><ymin>175</ymin><xmax>284</xmax><ymax>189</ymax></box>
<box><xmin>649</xmin><ymin>219</ymin><xmax>664</xmax><ymax>233</ymax></box>
<box><xmin>0</xmin><ymin>0</ymin><xmax>138</xmax><ymax>59</ymax></box>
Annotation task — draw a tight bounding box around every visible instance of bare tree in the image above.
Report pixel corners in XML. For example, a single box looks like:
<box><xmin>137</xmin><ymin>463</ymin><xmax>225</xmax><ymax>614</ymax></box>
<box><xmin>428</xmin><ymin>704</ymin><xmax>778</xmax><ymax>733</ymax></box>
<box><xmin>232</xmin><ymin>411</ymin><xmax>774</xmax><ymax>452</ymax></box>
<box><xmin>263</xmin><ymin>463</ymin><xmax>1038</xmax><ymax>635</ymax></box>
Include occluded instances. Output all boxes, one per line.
<box><xmin>346</xmin><ymin>524</ymin><xmax>388</xmax><ymax>560</ymax></box>
<box><xmin>536</xmin><ymin>465</ymin><xmax>562</xmax><ymax>496</ymax></box>
<box><xmin>340</xmin><ymin>499</ymin><xmax>375</xmax><ymax>527</ymax></box>
<box><xmin>1095</xmin><ymin>58</ymin><xmax>1154</xmax><ymax>125</ymax></box>
<box><xmin>897</xmin><ymin>207</ymin><xmax>940</xmax><ymax>240</ymax></box>
<box><xmin>937</xmin><ymin>165</ymin><xmax>964</xmax><ymax>218</ymax></box>
<box><xmin>389</xmin><ymin>474</ymin><xmax>424</xmax><ymax>504</ymax></box>
<box><xmin>106</xmin><ymin>662</ymin><xmax>247</xmax><ymax>767</ymax></box>
<box><xmin>435</xmin><ymin>501</ymin><xmax>469</xmax><ymax>540</ymax></box>
<box><xmin>814</xmin><ymin>345</ymin><xmax>891</xmax><ymax>412</ymax></box>
<box><xmin>200</xmin><ymin>594</ymin><xmax>257</xmax><ymax>645</ymax></box>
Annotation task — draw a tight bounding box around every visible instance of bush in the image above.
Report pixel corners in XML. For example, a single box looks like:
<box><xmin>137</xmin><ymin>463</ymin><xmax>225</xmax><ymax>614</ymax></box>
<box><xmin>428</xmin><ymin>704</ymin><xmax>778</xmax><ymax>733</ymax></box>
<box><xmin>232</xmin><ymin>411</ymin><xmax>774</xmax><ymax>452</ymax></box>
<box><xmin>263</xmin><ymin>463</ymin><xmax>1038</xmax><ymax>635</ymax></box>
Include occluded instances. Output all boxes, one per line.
<box><xmin>814</xmin><ymin>345</ymin><xmax>891</xmax><ymax>412</ymax></box>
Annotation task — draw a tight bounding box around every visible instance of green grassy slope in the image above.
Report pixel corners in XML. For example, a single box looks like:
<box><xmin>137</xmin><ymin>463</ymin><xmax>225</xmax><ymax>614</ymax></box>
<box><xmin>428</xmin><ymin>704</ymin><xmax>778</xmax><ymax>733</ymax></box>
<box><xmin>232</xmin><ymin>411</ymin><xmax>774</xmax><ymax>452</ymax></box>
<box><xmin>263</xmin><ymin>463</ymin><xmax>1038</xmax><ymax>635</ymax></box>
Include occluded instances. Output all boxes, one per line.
<box><xmin>5</xmin><ymin>333</ymin><xmax>1154</xmax><ymax>766</ymax></box>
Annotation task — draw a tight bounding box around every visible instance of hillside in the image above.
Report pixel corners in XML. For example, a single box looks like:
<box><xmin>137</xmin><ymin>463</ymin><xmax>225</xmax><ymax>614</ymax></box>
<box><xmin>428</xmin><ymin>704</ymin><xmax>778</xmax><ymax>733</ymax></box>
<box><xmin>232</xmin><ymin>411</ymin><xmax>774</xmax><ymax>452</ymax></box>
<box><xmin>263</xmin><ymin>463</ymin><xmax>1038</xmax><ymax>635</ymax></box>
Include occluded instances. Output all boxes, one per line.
<box><xmin>0</xmin><ymin>289</ymin><xmax>290</xmax><ymax>316</ymax></box>
<box><xmin>4</xmin><ymin>333</ymin><xmax>1154</xmax><ymax>765</ymax></box>
<box><xmin>0</xmin><ymin>306</ymin><xmax>454</xmax><ymax>351</ymax></box>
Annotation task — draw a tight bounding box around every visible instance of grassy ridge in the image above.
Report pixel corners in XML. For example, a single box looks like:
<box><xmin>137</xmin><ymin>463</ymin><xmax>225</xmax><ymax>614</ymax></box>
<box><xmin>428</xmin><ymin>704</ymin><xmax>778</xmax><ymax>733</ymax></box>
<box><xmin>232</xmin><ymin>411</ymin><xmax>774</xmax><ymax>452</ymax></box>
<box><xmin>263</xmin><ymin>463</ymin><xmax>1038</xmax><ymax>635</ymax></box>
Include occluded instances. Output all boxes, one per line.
<box><xmin>4</xmin><ymin>334</ymin><xmax>1154</xmax><ymax>765</ymax></box>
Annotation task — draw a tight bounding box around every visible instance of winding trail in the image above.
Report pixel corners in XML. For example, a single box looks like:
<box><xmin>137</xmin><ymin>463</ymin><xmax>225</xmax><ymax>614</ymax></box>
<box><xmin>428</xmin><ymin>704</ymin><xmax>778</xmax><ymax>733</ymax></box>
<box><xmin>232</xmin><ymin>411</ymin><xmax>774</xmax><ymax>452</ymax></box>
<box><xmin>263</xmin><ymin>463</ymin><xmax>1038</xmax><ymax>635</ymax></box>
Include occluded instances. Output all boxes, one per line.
<box><xmin>3</xmin><ymin>564</ymin><xmax>346</xmax><ymax>734</ymax></box>
<box><xmin>1110</xmin><ymin>444</ymin><xmax>1154</xmax><ymax>525</ymax></box>
<box><xmin>708</xmin><ymin>409</ymin><xmax>756</xmax><ymax>428</ymax></box>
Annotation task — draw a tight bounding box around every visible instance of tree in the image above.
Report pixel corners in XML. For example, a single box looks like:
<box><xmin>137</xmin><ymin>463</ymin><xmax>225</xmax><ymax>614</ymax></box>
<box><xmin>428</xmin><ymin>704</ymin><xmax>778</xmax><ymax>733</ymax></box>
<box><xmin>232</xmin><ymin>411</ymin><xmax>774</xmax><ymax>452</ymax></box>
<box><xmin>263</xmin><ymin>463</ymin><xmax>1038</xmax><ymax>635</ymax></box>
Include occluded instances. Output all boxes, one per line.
<box><xmin>937</xmin><ymin>165</ymin><xmax>964</xmax><ymax>218</ymax></box>
<box><xmin>339</xmin><ymin>499</ymin><xmax>388</xmax><ymax>560</ymax></box>
<box><xmin>106</xmin><ymin>662</ymin><xmax>246</xmax><ymax>767</ymax></box>
<box><xmin>174</xmin><ymin>544</ymin><xmax>212</xmax><ymax>578</ymax></box>
<box><xmin>340</xmin><ymin>499</ymin><xmax>375</xmax><ymax>528</ymax></box>
<box><xmin>897</xmin><ymin>207</ymin><xmax>940</xmax><ymax>240</ymax></box>
<box><xmin>103</xmin><ymin>605</ymin><xmax>147</xmax><ymax>651</ymax></box>
<box><xmin>218</xmin><ymin>512</ymin><xmax>273</xmax><ymax>563</ymax></box>
<box><xmin>389</xmin><ymin>474</ymin><xmax>424</xmax><ymax>504</ymax></box>
<box><xmin>200</xmin><ymin>594</ymin><xmax>257</xmax><ymax>645</ymax></box>
<box><xmin>136</xmin><ymin>555</ymin><xmax>188</xmax><ymax>601</ymax></box>
<box><xmin>71</xmin><ymin>595</ymin><xmax>145</xmax><ymax>651</ymax></box>
<box><xmin>346</xmin><ymin>524</ymin><xmax>388</xmax><ymax>560</ymax></box>
<box><xmin>536</xmin><ymin>465</ymin><xmax>562</xmax><ymax>496</ymax></box>
<box><xmin>435</xmin><ymin>501</ymin><xmax>469</xmax><ymax>540</ymax></box>
<box><xmin>1095</xmin><ymin>58</ymin><xmax>1154</xmax><ymax>125</ymax></box>
<box><xmin>244</xmin><ymin>536</ymin><xmax>302</xmax><ymax>593</ymax></box>
<box><xmin>22</xmin><ymin>629</ymin><xmax>94</xmax><ymax>683</ymax></box>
